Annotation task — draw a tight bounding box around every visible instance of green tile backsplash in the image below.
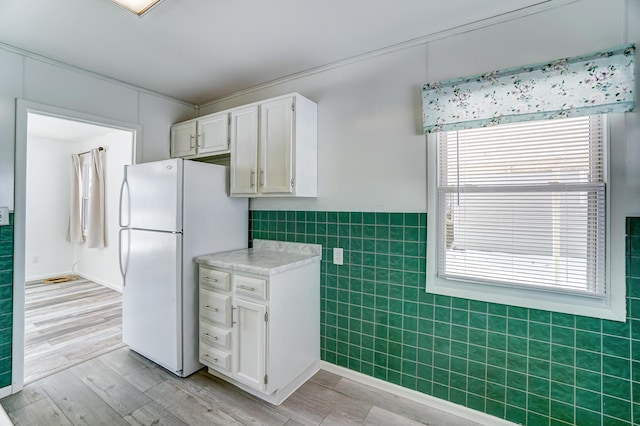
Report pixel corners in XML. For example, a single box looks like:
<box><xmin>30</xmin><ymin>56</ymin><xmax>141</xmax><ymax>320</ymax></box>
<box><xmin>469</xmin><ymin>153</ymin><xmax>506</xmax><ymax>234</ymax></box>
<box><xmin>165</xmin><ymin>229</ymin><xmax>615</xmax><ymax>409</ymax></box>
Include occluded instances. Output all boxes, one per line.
<box><xmin>0</xmin><ymin>213</ymin><xmax>12</xmax><ymax>388</ymax></box>
<box><xmin>251</xmin><ymin>211</ymin><xmax>640</xmax><ymax>425</ymax></box>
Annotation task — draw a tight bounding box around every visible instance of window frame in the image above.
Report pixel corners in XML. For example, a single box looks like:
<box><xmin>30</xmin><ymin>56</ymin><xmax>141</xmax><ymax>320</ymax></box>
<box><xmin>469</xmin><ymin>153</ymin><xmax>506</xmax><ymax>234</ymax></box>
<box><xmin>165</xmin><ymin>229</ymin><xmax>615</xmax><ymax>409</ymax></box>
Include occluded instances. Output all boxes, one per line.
<box><xmin>426</xmin><ymin>114</ymin><xmax>627</xmax><ymax>321</ymax></box>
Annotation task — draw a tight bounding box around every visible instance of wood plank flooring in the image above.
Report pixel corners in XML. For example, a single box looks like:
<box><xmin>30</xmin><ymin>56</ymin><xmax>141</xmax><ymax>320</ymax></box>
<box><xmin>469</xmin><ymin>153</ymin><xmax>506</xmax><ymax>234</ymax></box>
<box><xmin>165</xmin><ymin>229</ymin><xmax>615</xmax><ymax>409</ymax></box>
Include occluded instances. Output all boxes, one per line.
<box><xmin>2</xmin><ymin>347</ymin><xmax>484</xmax><ymax>426</ymax></box>
<box><xmin>24</xmin><ymin>278</ymin><xmax>124</xmax><ymax>384</ymax></box>
<box><xmin>14</xmin><ymin>279</ymin><xmax>488</xmax><ymax>425</ymax></box>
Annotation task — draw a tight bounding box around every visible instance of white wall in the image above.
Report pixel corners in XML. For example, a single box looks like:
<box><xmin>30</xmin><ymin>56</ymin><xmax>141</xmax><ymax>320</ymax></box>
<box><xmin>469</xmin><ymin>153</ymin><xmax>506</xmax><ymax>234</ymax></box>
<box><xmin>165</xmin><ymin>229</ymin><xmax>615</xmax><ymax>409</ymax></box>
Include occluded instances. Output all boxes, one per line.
<box><xmin>0</xmin><ymin>49</ymin><xmax>195</xmax><ymax>211</ymax></box>
<box><xmin>72</xmin><ymin>130</ymin><xmax>133</xmax><ymax>291</ymax></box>
<box><xmin>24</xmin><ymin>128</ymin><xmax>133</xmax><ymax>290</ymax></box>
<box><xmin>198</xmin><ymin>0</ymin><xmax>638</xmax><ymax>217</ymax></box>
<box><xmin>200</xmin><ymin>46</ymin><xmax>427</xmax><ymax>213</ymax></box>
<box><xmin>24</xmin><ymin>136</ymin><xmax>75</xmax><ymax>281</ymax></box>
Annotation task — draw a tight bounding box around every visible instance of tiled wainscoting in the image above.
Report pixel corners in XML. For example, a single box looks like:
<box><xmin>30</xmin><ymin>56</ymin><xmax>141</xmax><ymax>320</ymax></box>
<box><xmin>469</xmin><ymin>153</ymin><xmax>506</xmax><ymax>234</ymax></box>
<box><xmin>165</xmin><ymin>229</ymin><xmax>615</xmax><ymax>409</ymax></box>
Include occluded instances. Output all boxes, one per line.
<box><xmin>0</xmin><ymin>214</ymin><xmax>12</xmax><ymax>387</ymax></box>
<box><xmin>250</xmin><ymin>211</ymin><xmax>640</xmax><ymax>425</ymax></box>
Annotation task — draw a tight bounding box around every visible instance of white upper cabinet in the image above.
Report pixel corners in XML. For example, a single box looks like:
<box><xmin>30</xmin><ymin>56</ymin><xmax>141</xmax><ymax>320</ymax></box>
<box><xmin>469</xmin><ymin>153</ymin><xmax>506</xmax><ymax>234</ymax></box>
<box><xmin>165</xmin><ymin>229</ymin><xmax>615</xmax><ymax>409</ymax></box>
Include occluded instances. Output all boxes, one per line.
<box><xmin>170</xmin><ymin>120</ymin><xmax>197</xmax><ymax>158</ymax></box>
<box><xmin>171</xmin><ymin>92</ymin><xmax>317</xmax><ymax>197</ymax></box>
<box><xmin>260</xmin><ymin>97</ymin><xmax>293</xmax><ymax>194</ymax></box>
<box><xmin>197</xmin><ymin>113</ymin><xmax>230</xmax><ymax>155</ymax></box>
<box><xmin>230</xmin><ymin>106</ymin><xmax>259</xmax><ymax>195</ymax></box>
<box><xmin>231</xmin><ymin>93</ymin><xmax>317</xmax><ymax>198</ymax></box>
<box><xmin>170</xmin><ymin>112</ymin><xmax>230</xmax><ymax>159</ymax></box>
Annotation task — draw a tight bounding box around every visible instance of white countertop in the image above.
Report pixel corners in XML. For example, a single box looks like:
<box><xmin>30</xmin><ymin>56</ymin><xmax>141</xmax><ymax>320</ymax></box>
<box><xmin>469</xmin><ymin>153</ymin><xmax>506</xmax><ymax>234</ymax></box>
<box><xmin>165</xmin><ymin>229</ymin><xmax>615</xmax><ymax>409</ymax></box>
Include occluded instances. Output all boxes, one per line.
<box><xmin>196</xmin><ymin>239</ymin><xmax>322</xmax><ymax>275</ymax></box>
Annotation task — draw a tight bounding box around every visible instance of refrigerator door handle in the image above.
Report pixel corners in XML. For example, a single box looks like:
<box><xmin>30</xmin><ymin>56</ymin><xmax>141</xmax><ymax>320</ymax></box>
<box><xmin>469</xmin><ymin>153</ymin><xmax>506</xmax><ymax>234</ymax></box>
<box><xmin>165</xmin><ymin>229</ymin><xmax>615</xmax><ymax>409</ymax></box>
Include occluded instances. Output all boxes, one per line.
<box><xmin>119</xmin><ymin>228</ymin><xmax>130</xmax><ymax>284</ymax></box>
<box><xmin>119</xmin><ymin>175</ymin><xmax>130</xmax><ymax>228</ymax></box>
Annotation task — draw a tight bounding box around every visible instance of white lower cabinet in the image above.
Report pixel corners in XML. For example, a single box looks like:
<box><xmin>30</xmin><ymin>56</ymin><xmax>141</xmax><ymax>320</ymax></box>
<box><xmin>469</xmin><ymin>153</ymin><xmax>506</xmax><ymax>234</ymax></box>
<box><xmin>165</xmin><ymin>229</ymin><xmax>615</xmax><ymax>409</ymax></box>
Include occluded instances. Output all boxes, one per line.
<box><xmin>198</xmin><ymin>260</ymin><xmax>320</xmax><ymax>405</ymax></box>
<box><xmin>233</xmin><ymin>298</ymin><xmax>266</xmax><ymax>390</ymax></box>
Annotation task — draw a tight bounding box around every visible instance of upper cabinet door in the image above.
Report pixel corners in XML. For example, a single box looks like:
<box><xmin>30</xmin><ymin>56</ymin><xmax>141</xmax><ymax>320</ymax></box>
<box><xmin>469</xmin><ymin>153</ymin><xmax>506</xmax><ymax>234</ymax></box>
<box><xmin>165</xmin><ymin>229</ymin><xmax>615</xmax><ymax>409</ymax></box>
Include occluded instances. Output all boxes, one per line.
<box><xmin>230</xmin><ymin>106</ymin><xmax>259</xmax><ymax>195</ymax></box>
<box><xmin>198</xmin><ymin>113</ymin><xmax>229</xmax><ymax>155</ymax></box>
<box><xmin>170</xmin><ymin>121</ymin><xmax>197</xmax><ymax>158</ymax></box>
<box><xmin>260</xmin><ymin>97</ymin><xmax>293</xmax><ymax>194</ymax></box>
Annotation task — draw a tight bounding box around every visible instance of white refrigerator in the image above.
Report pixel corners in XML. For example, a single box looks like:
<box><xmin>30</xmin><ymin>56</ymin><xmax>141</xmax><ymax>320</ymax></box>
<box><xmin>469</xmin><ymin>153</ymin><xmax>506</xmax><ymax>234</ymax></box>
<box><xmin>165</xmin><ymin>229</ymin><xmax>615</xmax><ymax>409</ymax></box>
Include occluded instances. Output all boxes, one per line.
<box><xmin>119</xmin><ymin>158</ymin><xmax>247</xmax><ymax>377</ymax></box>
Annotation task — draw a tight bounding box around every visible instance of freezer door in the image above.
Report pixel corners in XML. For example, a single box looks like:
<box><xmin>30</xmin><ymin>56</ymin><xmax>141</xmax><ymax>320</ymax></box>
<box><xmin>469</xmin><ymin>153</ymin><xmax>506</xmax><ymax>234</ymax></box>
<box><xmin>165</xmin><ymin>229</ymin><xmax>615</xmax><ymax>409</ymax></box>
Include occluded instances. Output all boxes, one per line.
<box><xmin>121</xmin><ymin>159</ymin><xmax>182</xmax><ymax>232</ymax></box>
<box><xmin>122</xmin><ymin>228</ymin><xmax>182</xmax><ymax>373</ymax></box>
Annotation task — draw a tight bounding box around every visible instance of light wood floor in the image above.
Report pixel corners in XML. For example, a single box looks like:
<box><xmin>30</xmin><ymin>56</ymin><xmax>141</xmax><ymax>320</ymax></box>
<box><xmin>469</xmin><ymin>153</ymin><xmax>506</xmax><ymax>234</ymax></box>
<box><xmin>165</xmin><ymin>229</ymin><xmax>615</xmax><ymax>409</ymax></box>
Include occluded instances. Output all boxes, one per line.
<box><xmin>24</xmin><ymin>278</ymin><xmax>124</xmax><ymax>384</ymax></box>
<box><xmin>2</xmin><ymin>346</ymin><xmax>482</xmax><ymax>426</ymax></box>
<box><xmin>13</xmin><ymin>279</ymin><xmax>485</xmax><ymax>425</ymax></box>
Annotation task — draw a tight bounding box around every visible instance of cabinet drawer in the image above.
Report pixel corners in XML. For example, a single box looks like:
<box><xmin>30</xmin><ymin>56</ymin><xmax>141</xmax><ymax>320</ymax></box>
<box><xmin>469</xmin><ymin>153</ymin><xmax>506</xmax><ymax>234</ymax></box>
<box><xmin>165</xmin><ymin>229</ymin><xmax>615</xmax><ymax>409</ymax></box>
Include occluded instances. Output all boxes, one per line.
<box><xmin>199</xmin><ymin>289</ymin><xmax>231</xmax><ymax>327</ymax></box>
<box><xmin>199</xmin><ymin>343</ymin><xmax>231</xmax><ymax>372</ymax></box>
<box><xmin>199</xmin><ymin>322</ymin><xmax>231</xmax><ymax>350</ymax></box>
<box><xmin>200</xmin><ymin>267</ymin><xmax>231</xmax><ymax>291</ymax></box>
<box><xmin>235</xmin><ymin>275</ymin><xmax>267</xmax><ymax>300</ymax></box>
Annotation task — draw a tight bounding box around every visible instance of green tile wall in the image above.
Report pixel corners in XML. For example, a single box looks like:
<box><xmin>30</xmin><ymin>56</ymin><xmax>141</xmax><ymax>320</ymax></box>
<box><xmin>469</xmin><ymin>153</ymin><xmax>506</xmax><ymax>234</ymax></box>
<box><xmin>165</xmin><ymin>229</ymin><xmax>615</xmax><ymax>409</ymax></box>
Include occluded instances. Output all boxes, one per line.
<box><xmin>251</xmin><ymin>211</ymin><xmax>640</xmax><ymax>425</ymax></box>
<box><xmin>0</xmin><ymin>213</ymin><xmax>12</xmax><ymax>388</ymax></box>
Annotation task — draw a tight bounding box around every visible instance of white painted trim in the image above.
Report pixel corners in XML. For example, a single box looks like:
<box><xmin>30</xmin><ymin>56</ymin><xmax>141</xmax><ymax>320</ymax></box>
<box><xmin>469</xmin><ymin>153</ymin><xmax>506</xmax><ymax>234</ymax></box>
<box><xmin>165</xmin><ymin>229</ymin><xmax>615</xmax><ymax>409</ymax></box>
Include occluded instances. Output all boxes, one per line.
<box><xmin>24</xmin><ymin>273</ymin><xmax>122</xmax><ymax>293</ymax></box>
<box><xmin>0</xmin><ymin>390</ymin><xmax>11</xmax><ymax>426</ymax></box>
<box><xmin>12</xmin><ymin>99</ymin><xmax>140</xmax><ymax>395</ymax></box>
<box><xmin>200</xmin><ymin>0</ymin><xmax>580</xmax><ymax>107</ymax></box>
<box><xmin>24</xmin><ymin>271</ymin><xmax>74</xmax><ymax>283</ymax></box>
<box><xmin>76</xmin><ymin>273</ymin><xmax>122</xmax><ymax>293</ymax></box>
<box><xmin>0</xmin><ymin>41</ymin><xmax>194</xmax><ymax>108</ymax></box>
<box><xmin>319</xmin><ymin>361</ymin><xmax>516</xmax><ymax>426</ymax></box>
<box><xmin>425</xmin><ymin>116</ymin><xmax>626</xmax><ymax>321</ymax></box>
<box><xmin>0</xmin><ymin>385</ymin><xmax>12</xmax><ymax>399</ymax></box>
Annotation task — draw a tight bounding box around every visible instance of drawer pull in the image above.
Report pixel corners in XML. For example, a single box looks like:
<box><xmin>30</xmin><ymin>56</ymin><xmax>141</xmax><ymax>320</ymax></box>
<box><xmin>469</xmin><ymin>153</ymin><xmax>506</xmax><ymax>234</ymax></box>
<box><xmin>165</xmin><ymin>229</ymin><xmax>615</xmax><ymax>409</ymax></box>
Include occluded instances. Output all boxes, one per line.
<box><xmin>203</xmin><ymin>277</ymin><xmax>219</xmax><ymax>282</ymax></box>
<box><xmin>204</xmin><ymin>305</ymin><xmax>219</xmax><ymax>312</ymax></box>
<box><xmin>203</xmin><ymin>333</ymin><xmax>219</xmax><ymax>341</ymax></box>
<box><xmin>238</xmin><ymin>285</ymin><xmax>255</xmax><ymax>292</ymax></box>
<box><xmin>204</xmin><ymin>354</ymin><xmax>219</xmax><ymax>363</ymax></box>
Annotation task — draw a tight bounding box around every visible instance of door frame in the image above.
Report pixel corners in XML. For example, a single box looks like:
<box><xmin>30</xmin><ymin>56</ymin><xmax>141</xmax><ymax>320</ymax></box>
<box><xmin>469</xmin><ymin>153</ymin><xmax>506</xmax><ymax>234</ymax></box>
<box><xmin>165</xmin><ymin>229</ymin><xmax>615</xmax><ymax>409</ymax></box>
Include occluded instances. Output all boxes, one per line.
<box><xmin>11</xmin><ymin>99</ymin><xmax>142</xmax><ymax>394</ymax></box>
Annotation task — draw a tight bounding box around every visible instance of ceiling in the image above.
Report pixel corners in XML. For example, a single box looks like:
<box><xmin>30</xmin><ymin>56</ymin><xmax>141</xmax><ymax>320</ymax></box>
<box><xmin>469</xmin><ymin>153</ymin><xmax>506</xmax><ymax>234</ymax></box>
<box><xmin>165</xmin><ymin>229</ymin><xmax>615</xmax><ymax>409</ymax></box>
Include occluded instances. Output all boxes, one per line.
<box><xmin>0</xmin><ymin>0</ymin><xmax>553</xmax><ymax>105</ymax></box>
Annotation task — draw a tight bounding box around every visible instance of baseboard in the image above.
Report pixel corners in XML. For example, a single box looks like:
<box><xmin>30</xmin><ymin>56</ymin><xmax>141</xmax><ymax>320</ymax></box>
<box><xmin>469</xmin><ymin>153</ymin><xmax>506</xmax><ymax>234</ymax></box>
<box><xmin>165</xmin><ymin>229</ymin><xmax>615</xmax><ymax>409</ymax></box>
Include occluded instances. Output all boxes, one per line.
<box><xmin>320</xmin><ymin>361</ymin><xmax>516</xmax><ymax>426</ymax></box>
<box><xmin>0</xmin><ymin>385</ymin><xmax>12</xmax><ymax>425</ymax></box>
<box><xmin>24</xmin><ymin>271</ymin><xmax>122</xmax><ymax>293</ymax></box>
<box><xmin>206</xmin><ymin>361</ymin><xmax>319</xmax><ymax>406</ymax></box>
<box><xmin>25</xmin><ymin>271</ymin><xmax>73</xmax><ymax>283</ymax></box>
<box><xmin>76</xmin><ymin>272</ymin><xmax>122</xmax><ymax>293</ymax></box>
<box><xmin>0</xmin><ymin>385</ymin><xmax>11</xmax><ymax>399</ymax></box>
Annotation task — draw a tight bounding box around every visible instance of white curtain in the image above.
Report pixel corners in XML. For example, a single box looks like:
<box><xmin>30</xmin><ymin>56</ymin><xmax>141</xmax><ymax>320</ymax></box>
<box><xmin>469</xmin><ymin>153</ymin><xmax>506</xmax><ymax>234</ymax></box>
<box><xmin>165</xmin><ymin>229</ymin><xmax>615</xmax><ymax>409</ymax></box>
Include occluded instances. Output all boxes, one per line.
<box><xmin>67</xmin><ymin>154</ymin><xmax>84</xmax><ymax>243</ymax></box>
<box><xmin>87</xmin><ymin>148</ymin><xmax>106</xmax><ymax>248</ymax></box>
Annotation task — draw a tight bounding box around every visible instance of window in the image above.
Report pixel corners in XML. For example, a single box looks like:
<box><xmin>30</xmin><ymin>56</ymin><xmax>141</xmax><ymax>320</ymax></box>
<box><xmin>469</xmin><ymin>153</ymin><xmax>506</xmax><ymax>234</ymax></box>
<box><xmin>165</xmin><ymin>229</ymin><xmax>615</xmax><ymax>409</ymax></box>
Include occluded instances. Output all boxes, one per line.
<box><xmin>427</xmin><ymin>115</ymin><xmax>624</xmax><ymax>320</ymax></box>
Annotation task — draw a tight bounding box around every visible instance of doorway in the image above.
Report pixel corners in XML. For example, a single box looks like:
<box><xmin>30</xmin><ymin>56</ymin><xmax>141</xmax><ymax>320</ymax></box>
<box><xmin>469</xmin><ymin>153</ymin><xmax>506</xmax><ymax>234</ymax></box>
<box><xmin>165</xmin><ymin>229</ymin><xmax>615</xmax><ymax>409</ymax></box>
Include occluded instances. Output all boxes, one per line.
<box><xmin>13</xmin><ymin>101</ymin><xmax>141</xmax><ymax>391</ymax></box>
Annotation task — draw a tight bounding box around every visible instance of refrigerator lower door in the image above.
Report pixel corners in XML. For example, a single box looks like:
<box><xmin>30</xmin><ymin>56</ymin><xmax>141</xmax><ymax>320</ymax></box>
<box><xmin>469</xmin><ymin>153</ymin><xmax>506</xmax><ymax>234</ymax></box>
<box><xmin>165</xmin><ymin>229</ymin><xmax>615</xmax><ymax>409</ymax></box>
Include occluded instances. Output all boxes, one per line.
<box><xmin>122</xmin><ymin>228</ymin><xmax>182</xmax><ymax>374</ymax></box>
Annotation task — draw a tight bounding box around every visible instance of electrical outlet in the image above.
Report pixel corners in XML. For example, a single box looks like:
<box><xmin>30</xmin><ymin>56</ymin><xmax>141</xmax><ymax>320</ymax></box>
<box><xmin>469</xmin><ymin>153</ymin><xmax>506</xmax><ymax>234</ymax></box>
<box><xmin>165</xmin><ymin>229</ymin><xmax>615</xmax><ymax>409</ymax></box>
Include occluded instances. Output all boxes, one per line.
<box><xmin>33</xmin><ymin>256</ymin><xmax>39</xmax><ymax>264</ymax></box>
<box><xmin>333</xmin><ymin>248</ymin><xmax>343</xmax><ymax>265</ymax></box>
<box><xmin>0</xmin><ymin>207</ymin><xmax>8</xmax><ymax>226</ymax></box>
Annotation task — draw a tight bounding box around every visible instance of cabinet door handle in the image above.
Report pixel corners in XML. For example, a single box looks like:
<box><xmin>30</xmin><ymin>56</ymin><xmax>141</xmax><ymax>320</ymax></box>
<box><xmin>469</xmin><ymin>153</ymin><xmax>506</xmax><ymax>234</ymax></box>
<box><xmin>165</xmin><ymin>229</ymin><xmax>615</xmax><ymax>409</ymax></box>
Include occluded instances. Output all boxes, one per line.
<box><xmin>203</xmin><ymin>333</ymin><xmax>219</xmax><ymax>341</ymax></box>
<box><xmin>260</xmin><ymin>170</ymin><xmax>264</xmax><ymax>187</ymax></box>
<box><xmin>197</xmin><ymin>134</ymin><xmax>202</xmax><ymax>148</ymax></box>
<box><xmin>250</xmin><ymin>169</ymin><xmax>255</xmax><ymax>188</ymax></box>
<box><xmin>189</xmin><ymin>134</ymin><xmax>195</xmax><ymax>149</ymax></box>
<box><xmin>204</xmin><ymin>354</ymin><xmax>219</xmax><ymax>363</ymax></box>
<box><xmin>204</xmin><ymin>305</ymin><xmax>219</xmax><ymax>312</ymax></box>
<box><xmin>203</xmin><ymin>277</ymin><xmax>219</xmax><ymax>282</ymax></box>
<box><xmin>238</xmin><ymin>285</ymin><xmax>255</xmax><ymax>292</ymax></box>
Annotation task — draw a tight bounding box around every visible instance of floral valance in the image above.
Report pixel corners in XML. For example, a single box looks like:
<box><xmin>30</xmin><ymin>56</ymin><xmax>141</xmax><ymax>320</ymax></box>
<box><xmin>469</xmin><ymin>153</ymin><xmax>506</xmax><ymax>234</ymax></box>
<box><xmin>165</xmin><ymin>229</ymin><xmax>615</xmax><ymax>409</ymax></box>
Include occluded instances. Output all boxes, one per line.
<box><xmin>422</xmin><ymin>44</ymin><xmax>635</xmax><ymax>134</ymax></box>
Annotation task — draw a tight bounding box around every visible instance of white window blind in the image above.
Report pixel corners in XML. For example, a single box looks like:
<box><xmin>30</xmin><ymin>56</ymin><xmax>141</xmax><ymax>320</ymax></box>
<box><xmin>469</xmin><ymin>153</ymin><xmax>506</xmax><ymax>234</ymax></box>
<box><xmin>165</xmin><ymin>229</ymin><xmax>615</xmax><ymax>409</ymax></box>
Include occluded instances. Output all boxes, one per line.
<box><xmin>437</xmin><ymin>115</ymin><xmax>606</xmax><ymax>297</ymax></box>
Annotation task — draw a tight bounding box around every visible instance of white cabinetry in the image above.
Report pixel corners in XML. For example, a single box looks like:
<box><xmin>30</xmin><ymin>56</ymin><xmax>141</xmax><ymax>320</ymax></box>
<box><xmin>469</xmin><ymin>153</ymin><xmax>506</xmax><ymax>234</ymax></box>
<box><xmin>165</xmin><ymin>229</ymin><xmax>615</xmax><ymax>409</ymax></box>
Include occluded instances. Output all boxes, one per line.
<box><xmin>230</xmin><ymin>93</ymin><xmax>317</xmax><ymax>197</ymax></box>
<box><xmin>229</xmin><ymin>106</ymin><xmax>259</xmax><ymax>195</ymax></box>
<box><xmin>197</xmin><ymin>241</ymin><xmax>320</xmax><ymax>405</ymax></box>
<box><xmin>170</xmin><ymin>112</ymin><xmax>230</xmax><ymax>159</ymax></box>
<box><xmin>171</xmin><ymin>92</ymin><xmax>317</xmax><ymax>197</ymax></box>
